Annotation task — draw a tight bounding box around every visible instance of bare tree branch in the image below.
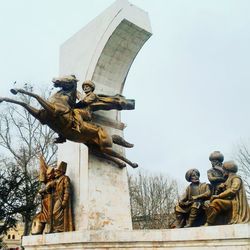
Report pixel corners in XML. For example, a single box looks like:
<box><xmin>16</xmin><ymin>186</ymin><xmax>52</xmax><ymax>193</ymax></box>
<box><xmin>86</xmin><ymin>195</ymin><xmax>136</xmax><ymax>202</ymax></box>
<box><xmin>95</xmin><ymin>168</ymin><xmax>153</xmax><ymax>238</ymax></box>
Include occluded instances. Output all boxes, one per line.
<box><xmin>0</xmin><ymin>84</ymin><xmax>57</xmax><ymax>236</ymax></box>
<box><xmin>235</xmin><ymin>143</ymin><xmax>250</xmax><ymax>198</ymax></box>
<box><xmin>129</xmin><ymin>171</ymin><xmax>178</xmax><ymax>229</ymax></box>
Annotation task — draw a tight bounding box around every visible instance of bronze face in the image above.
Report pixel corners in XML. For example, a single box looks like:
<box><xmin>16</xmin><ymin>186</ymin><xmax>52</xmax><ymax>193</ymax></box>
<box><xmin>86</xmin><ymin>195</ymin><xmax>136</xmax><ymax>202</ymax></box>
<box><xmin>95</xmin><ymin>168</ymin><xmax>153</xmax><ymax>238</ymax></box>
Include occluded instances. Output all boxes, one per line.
<box><xmin>54</xmin><ymin>169</ymin><xmax>63</xmax><ymax>178</ymax></box>
<box><xmin>83</xmin><ymin>84</ymin><xmax>92</xmax><ymax>94</ymax></box>
<box><xmin>190</xmin><ymin>171</ymin><xmax>199</xmax><ymax>183</ymax></box>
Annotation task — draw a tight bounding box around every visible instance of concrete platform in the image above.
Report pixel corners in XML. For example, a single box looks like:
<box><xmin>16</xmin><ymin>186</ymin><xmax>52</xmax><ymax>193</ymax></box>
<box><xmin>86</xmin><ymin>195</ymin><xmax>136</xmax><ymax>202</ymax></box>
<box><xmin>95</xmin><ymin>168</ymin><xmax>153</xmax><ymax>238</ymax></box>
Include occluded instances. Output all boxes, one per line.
<box><xmin>22</xmin><ymin>223</ymin><xmax>250</xmax><ymax>249</ymax></box>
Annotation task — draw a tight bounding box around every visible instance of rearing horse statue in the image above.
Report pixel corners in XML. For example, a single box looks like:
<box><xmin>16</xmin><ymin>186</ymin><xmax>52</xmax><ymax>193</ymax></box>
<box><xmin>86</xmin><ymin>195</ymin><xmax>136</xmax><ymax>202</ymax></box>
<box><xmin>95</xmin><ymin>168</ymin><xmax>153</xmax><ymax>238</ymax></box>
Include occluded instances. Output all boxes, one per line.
<box><xmin>0</xmin><ymin>75</ymin><xmax>138</xmax><ymax>169</ymax></box>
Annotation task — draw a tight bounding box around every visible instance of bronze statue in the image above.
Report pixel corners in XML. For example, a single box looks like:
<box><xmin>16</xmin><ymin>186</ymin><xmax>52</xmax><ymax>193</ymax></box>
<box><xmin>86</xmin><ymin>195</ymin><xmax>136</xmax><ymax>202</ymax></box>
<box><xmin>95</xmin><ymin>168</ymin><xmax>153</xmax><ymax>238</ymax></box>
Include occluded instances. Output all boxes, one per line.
<box><xmin>207</xmin><ymin>151</ymin><xmax>226</xmax><ymax>195</ymax></box>
<box><xmin>73</xmin><ymin>80</ymin><xmax>97</xmax><ymax>131</ymax></box>
<box><xmin>52</xmin><ymin>162</ymin><xmax>74</xmax><ymax>232</ymax></box>
<box><xmin>206</xmin><ymin>161</ymin><xmax>250</xmax><ymax>225</ymax></box>
<box><xmin>31</xmin><ymin>157</ymin><xmax>55</xmax><ymax>234</ymax></box>
<box><xmin>31</xmin><ymin>159</ymin><xmax>74</xmax><ymax>234</ymax></box>
<box><xmin>175</xmin><ymin>169</ymin><xmax>211</xmax><ymax>228</ymax></box>
<box><xmin>0</xmin><ymin>75</ymin><xmax>138</xmax><ymax>169</ymax></box>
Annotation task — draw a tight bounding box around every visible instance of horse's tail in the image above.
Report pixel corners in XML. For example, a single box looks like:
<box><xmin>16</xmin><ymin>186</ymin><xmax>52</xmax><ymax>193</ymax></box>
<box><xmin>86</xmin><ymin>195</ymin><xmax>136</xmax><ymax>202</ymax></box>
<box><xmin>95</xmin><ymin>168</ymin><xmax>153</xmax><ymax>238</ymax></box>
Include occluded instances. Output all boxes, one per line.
<box><xmin>112</xmin><ymin>135</ymin><xmax>134</xmax><ymax>148</ymax></box>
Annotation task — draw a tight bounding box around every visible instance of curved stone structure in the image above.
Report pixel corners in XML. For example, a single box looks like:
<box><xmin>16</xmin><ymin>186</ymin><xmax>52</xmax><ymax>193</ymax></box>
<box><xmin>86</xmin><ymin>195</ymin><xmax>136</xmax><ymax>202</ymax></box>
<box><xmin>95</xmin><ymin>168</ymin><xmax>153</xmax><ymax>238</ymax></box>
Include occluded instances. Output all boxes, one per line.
<box><xmin>60</xmin><ymin>0</ymin><xmax>152</xmax><ymax>95</ymax></box>
<box><xmin>91</xmin><ymin>19</ymin><xmax>151</xmax><ymax>94</ymax></box>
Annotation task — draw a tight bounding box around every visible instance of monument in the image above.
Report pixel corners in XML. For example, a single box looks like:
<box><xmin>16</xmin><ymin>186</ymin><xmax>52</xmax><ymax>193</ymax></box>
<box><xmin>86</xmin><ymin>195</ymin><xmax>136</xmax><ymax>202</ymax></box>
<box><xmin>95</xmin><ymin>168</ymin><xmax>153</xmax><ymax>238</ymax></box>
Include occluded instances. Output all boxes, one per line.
<box><xmin>0</xmin><ymin>0</ymin><xmax>249</xmax><ymax>249</ymax></box>
<box><xmin>55</xmin><ymin>0</ymin><xmax>152</xmax><ymax>232</ymax></box>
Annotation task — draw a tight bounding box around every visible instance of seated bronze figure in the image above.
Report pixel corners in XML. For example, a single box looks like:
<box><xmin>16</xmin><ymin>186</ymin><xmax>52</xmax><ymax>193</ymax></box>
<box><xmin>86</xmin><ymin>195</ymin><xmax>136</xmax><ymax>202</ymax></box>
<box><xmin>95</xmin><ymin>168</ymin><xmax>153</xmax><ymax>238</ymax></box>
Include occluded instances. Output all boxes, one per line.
<box><xmin>175</xmin><ymin>169</ymin><xmax>211</xmax><ymax>228</ymax></box>
<box><xmin>206</xmin><ymin>161</ymin><xmax>250</xmax><ymax>225</ymax></box>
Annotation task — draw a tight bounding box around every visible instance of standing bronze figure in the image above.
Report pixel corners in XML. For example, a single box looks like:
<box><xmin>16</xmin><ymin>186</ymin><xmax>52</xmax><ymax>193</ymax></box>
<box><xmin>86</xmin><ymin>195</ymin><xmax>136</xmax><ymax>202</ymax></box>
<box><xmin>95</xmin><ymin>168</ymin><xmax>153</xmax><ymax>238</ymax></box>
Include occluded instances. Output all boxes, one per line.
<box><xmin>31</xmin><ymin>159</ymin><xmax>74</xmax><ymax>234</ymax></box>
<box><xmin>206</xmin><ymin>161</ymin><xmax>250</xmax><ymax>225</ymax></box>
<box><xmin>31</xmin><ymin>157</ymin><xmax>55</xmax><ymax>234</ymax></box>
<box><xmin>52</xmin><ymin>162</ymin><xmax>74</xmax><ymax>232</ymax></box>
<box><xmin>175</xmin><ymin>169</ymin><xmax>211</xmax><ymax>228</ymax></box>
<box><xmin>0</xmin><ymin>75</ymin><xmax>137</xmax><ymax>169</ymax></box>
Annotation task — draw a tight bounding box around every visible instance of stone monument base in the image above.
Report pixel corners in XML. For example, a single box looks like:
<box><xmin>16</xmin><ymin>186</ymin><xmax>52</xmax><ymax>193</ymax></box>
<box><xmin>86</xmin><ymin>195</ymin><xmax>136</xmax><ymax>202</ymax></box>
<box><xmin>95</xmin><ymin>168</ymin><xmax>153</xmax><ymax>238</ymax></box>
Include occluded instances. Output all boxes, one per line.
<box><xmin>22</xmin><ymin>223</ymin><xmax>249</xmax><ymax>250</ymax></box>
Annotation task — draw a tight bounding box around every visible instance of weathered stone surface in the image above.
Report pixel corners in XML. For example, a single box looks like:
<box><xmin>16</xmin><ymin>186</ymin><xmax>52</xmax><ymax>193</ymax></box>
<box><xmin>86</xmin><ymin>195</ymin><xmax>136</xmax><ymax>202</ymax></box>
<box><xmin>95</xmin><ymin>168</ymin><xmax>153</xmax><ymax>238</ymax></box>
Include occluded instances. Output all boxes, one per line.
<box><xmin>58</xmin><ymin>0</ymin><xmax>152</xmax><ymax>231</ymax></box>
<box><xmin>22</xmin><ymin>224</ymin><xmax>250</xmax><ymax>250</ymax></box>
<box><xmin>23</xmin><ymin>0</ymin><xmax>152</xmax><ymax>248</ymax></box>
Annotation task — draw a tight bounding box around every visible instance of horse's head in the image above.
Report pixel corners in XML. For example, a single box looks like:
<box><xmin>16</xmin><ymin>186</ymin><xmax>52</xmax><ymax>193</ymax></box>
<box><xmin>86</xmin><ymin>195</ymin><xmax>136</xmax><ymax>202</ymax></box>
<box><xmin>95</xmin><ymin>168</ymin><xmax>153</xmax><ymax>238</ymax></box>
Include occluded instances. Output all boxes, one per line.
<box><xmin>52</xmin><ymin>75</ymin><xmax>78</xmax><ymax>90</ymax></box>
<box><xmin>50</xmin><ymin>75</ymin><xmax>79</xmax><ymax>109</ymax></box>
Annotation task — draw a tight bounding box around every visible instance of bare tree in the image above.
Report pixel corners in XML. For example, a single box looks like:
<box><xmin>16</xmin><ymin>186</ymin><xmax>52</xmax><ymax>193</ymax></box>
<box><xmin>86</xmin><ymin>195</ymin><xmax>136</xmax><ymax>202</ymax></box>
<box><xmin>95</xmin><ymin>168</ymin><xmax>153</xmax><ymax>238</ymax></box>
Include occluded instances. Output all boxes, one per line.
<box><xmin>235</xmin><ymin>143</ymin><xmax>250</xmax><ymax>198</ymax></box>
<box><xmin>0</xmin><ymin>84</ymin><xmax>57</xmax><ymax>236</ymax></box>
<box><xmin>128</xmin><ymin>171</ymin><xmax>179</xmax><ymax>229</ymax></box>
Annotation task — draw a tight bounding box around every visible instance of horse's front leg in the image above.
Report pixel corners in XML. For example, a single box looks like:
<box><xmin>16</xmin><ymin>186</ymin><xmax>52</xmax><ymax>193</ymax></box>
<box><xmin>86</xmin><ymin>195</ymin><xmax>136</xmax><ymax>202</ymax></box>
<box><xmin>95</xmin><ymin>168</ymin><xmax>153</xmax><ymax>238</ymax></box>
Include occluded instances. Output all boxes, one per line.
<box><xmin>0</xmin><ymin>97</ymin><xmax>41</xmax><ymax>119</ymax></box>
<box><xmin>10</xmin><ymin>88</ymin><xmax>55</xmax><ymax>114</ymax></box>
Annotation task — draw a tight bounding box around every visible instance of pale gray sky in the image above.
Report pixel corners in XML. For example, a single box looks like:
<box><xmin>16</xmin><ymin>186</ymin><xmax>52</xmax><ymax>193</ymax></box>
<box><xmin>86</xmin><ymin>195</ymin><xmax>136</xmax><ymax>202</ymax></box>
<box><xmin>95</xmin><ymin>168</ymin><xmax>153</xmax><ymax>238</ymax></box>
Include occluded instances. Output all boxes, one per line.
<box><xmin>1</xmin><ymin>0</ymin><xmax>250</xmax><ymax>184</ymax></box>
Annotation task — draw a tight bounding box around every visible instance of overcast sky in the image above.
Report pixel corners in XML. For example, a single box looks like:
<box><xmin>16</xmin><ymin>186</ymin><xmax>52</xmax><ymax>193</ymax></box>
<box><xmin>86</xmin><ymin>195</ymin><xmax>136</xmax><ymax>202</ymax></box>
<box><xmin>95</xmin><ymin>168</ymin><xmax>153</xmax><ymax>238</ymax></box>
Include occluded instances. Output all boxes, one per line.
<box><xmin>0</xmin><ymin>0</ymin><xmax>250</xmax><ymax>184</ymax></box>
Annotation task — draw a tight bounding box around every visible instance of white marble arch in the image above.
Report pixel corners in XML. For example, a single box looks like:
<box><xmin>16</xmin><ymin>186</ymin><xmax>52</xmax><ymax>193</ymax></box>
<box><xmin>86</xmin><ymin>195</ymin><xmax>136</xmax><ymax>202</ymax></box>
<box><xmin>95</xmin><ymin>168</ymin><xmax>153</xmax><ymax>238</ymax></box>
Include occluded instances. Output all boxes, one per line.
<box><xmin>60</xmin><ymin>0</ymin><xmax>152</xmax><ymax>95</ymax></box>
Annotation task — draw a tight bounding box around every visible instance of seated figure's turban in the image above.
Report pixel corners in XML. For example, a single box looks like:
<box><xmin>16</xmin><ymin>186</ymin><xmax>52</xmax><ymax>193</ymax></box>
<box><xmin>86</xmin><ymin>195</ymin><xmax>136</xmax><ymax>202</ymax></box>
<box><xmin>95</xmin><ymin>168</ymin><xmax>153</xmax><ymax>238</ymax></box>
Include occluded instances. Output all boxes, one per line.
<box><xmin>185</xmin><ymin>168</ymin><xmax>200</xmax><ymax>182</ymax></box>
<box><xmin>209</xmin><ymin>151</ymin><xmax>224</xmax><ymax>163</ymax></box>
<box><xmin>223</xmin><ymin>161</ymin><xmax>238</xmax><ymax>173</ymax></box>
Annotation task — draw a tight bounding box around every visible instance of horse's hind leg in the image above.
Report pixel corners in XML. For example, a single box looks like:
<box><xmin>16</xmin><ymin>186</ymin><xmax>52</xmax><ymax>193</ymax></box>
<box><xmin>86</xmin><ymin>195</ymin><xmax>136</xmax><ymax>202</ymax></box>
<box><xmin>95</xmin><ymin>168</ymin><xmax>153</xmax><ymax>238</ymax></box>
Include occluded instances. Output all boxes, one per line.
<box><xmin>0</xmin><ymin>97</ymin><xmax>40</xmax><ymax>119</ymax></box>
<box><xmin>112</xmin><ymin>135</ymin><xmax>134</xmax><ymax>148</ymax></box>
<box><xmin>90</xmin><ymin>148</ymin><xmax>126</xmax><ymax>169</ymax></box>
<box><xmin>10</xmin><ymin>88</ymin><xmax>55</xmax><ymax>113</ymax></box>
<box><xmin>101</xmin><ymin>147</ymin><xmax>138</xmax><ymax>168</ymax></box>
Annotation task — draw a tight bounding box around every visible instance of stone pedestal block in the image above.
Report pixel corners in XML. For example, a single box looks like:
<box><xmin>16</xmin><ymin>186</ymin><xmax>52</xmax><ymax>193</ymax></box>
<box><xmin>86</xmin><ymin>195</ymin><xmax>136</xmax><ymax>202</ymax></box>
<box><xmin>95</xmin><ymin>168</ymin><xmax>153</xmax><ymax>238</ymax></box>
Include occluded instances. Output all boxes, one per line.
<box><xmin>57</xmin><ymin>142</ymin><xmax>132</xmax><ymax>231</ymax></box>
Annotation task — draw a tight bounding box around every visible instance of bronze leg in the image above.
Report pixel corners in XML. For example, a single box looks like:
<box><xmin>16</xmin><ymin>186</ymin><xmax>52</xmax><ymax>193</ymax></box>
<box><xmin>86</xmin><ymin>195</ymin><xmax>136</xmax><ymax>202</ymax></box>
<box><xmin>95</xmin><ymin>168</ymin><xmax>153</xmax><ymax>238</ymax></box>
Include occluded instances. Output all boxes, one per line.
<box><xmin>101</xmin><ymin>147</ymin><xmax>138</xmax><ymax>168</ymax></box>
<box><xmin>91</xmin><ymin>148</ymin><xmax>126</xmax><ymax>168</ymax></box>
<box><xmin>0</xmin><ymin>97</ymin><xmax>40</xmax><ymax>119</ymax></box>
<box><xmin>10</xmin><ymin>88</ymin><xmax>56</xmax><ymax>113</ymax></box>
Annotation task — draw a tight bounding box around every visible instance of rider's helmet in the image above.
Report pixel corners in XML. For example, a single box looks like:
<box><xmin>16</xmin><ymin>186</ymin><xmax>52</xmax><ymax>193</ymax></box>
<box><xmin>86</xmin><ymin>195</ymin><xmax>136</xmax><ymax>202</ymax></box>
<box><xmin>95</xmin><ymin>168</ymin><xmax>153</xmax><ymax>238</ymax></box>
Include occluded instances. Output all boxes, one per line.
<box><xmin>82</xmin><ymin>80</ymin><xmax>95</xmax><ymax>91</ymax></box>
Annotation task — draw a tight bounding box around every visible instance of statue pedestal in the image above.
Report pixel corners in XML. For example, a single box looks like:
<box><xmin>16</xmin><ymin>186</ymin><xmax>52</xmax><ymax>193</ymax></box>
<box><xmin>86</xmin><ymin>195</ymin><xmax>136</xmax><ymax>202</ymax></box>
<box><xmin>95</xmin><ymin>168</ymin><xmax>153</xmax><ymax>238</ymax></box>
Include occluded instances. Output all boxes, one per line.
<box><xmin>22</xmin><ymin>224</ymin><xmax>250</xmax><ymax>249</ymax></box>
<box><xmin>57</xmin><ymin>142</ymin><xmax>132</xmax><ymax>231</ymax></box>
<box><xmin>50</xmin><ymin>0</ymin><xmax>152</xmax><ymax>232</ymax></box>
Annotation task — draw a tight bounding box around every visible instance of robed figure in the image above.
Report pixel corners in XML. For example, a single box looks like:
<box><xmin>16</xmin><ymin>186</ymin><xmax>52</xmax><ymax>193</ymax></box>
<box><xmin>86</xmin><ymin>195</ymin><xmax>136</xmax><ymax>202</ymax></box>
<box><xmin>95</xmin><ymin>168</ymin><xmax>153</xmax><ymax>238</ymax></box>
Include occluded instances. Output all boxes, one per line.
<box><xmin>175</xmin><ymin>169</ymin><xmax>211</xmax><ymax>228</ymax></box>
<box><xmin>52</xmin><ymin>162</ymin><xmax>74</xmax><ymax>232</ymax></box>
<box><xmin>206</xmin><ymin>161</ymin><xmax>250</xmax><ymax>225</ymax></box>
<box><xmin>31</xmin><ymin>158</ymin><xmax>74</xmax><ymax>234</ymax></box>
